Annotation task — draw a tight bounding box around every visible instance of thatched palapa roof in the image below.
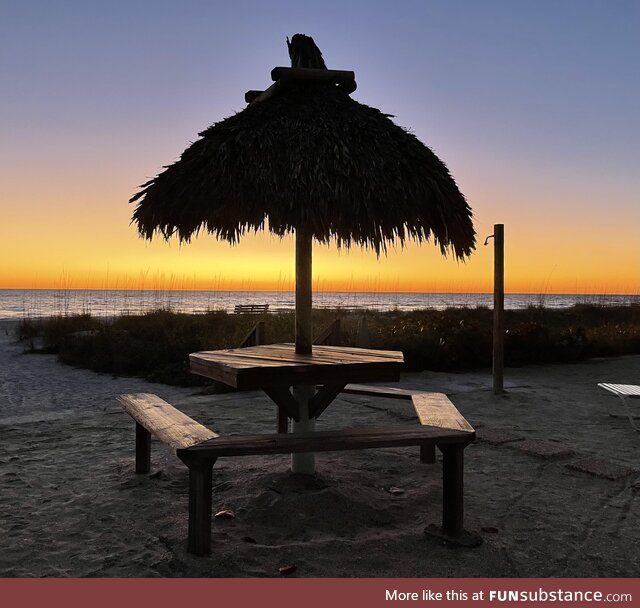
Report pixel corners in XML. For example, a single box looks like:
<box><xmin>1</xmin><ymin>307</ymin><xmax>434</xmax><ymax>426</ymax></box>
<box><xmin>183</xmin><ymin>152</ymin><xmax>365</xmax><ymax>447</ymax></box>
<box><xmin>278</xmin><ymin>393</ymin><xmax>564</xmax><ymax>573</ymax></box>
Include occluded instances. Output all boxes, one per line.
<box><xmin>131</xmin><ymin>34</ymin><xmax>475</xmax><ymax>258</ymax></box>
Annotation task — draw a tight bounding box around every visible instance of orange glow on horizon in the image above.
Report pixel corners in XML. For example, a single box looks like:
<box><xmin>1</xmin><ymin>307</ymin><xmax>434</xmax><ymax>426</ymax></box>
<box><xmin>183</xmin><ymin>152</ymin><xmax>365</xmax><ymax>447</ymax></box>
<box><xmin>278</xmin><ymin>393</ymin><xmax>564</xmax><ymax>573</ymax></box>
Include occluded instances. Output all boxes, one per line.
<box><xmin>2</xmin><ymin>226</ymin><xmax>639</xmax><ymax>295</ymax></box>
<box><xmin>2</xmin><ymin>158</ymin><xmax>638</xmax><ymax>296</ymax></box>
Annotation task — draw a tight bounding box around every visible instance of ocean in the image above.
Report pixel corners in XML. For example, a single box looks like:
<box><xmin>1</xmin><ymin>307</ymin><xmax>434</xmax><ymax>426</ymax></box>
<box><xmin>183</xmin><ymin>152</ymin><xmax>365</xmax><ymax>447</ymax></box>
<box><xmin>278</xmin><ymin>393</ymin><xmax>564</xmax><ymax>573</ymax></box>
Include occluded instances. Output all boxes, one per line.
<box><xmin>1</xmin><ymin>289</ymin><xmax>638</xmax><ymax>320</ymax></box>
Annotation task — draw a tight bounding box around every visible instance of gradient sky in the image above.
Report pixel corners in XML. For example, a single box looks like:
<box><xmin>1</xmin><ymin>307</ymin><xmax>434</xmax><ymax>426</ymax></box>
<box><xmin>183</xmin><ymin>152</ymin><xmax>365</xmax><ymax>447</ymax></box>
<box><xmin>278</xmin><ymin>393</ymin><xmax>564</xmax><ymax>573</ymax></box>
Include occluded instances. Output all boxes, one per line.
<box><xmin>1</xmin><ymin>0</ymin><xmax>639</xmax><ymax>293</ymax></box>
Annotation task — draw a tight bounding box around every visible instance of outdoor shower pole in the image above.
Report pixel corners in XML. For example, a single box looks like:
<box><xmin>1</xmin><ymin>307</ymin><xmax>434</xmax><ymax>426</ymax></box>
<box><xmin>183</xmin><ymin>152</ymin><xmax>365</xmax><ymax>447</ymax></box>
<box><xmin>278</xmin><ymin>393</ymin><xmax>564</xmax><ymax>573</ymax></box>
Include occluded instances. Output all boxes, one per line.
<box><xmin>292</xmin><ymin>229</ymin><xmax>315</xmax><ymax>474</ymax></box>
<box><xmin>493</xmin><ymin>224</ymin><xmax>505</xmax><ymax>394</ymax></box>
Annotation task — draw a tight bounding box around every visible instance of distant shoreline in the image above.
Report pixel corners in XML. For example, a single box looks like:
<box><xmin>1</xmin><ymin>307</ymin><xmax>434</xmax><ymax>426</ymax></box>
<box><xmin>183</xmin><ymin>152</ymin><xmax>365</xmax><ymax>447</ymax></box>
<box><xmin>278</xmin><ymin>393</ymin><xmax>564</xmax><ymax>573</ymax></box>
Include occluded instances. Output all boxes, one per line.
<box><xmin>1</xmin><ymin>289</ymin><xmax>639</xmax><ymax>319</ymax></box>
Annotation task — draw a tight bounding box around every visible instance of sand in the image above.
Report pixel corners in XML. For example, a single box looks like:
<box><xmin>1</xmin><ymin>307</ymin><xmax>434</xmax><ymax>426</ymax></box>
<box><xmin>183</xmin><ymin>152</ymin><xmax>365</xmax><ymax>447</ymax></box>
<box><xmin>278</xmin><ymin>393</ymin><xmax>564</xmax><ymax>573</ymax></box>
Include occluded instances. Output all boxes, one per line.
<box><xmin>0</xmin><ymin>319</ymin><xmax>638</xmax><ymax>577</ymax></box>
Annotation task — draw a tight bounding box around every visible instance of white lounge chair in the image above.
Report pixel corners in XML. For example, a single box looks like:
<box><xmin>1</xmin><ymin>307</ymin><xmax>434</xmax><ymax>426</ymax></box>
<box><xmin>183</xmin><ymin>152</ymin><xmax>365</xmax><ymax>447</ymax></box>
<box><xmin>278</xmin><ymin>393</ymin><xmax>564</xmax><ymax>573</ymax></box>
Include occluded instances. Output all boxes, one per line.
<box><xmin>597</xmin><ymin>383</ymin><xmax>640</xmax><ymax>432</ymax></box>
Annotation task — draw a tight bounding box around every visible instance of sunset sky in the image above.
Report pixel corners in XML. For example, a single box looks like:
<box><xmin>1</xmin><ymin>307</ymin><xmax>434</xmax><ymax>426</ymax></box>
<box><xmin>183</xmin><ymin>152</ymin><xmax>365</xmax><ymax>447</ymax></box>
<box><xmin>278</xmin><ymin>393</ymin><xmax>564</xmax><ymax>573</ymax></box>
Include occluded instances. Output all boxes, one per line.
<box><xmin>1</xmin><ymin>1</ymin><xmax>638</xmax><ymax>294</ymax></box>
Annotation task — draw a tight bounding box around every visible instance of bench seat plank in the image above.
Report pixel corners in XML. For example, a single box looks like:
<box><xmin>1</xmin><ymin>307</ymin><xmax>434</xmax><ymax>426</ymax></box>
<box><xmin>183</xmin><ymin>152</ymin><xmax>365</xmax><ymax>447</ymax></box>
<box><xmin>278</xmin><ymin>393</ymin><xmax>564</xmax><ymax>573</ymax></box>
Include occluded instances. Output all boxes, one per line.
<box><xmin>412</xmin><ymin>393</ymin><xmax>474</xmax><ymax>433</ymax></box>
<box><xmin>342</xmin><ymin>383</ymin><xmax>417</xmax><ymax>400</ymax></box>
<box><xmin>118</xmin><ymin>393</ymin><xmax>218</xmax><ymax>450</ymax></box>
<box><xmin>182</xmin><ymin>425</ymin><xmax>473</xmax><ymax>458</ymax></box>
<box><xmin>269</xmin><ymin>343</ymin><xmax>404</xmax><ymax>360</ymax></box>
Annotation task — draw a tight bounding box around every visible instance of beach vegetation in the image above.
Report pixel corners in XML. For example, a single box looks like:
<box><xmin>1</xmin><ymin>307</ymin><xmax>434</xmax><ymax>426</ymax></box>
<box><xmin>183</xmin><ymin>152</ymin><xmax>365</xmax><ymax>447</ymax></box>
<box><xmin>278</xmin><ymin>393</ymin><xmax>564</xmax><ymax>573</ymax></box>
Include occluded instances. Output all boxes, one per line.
<box><xmin>17</xmin><ymin>304</ymin><xmax>640</xmax><ymax>386</ymax></box>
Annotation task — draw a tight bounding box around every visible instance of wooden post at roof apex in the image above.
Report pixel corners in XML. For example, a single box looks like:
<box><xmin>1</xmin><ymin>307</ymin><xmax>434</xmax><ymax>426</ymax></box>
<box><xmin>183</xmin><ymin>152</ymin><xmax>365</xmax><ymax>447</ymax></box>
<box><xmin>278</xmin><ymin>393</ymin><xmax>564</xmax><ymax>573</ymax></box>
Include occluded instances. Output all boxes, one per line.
<box><xmin>245</xmin><ymin>67</ymin><xmax>357</xmax><ymax>104</ymax></box>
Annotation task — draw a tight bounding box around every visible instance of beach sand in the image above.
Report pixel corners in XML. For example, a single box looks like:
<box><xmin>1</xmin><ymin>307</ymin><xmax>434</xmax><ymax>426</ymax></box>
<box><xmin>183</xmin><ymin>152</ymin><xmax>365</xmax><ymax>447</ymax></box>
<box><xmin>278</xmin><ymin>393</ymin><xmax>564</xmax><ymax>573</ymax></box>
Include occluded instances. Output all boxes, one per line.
<box><xmin>0</xmin><ymin>319</ymin><xmax>638</xmax><ymax>577</ymax></box>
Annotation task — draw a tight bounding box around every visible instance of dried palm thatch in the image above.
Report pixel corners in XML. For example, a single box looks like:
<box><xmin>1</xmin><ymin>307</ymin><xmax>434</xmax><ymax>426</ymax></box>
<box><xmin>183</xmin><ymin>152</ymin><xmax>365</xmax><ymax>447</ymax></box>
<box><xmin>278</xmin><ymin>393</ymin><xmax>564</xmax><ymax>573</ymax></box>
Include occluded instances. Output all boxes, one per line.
<box><xmin>131</xmin><ymin>35</ymin><xmax>475</xmax><ymax>258</ymax></box>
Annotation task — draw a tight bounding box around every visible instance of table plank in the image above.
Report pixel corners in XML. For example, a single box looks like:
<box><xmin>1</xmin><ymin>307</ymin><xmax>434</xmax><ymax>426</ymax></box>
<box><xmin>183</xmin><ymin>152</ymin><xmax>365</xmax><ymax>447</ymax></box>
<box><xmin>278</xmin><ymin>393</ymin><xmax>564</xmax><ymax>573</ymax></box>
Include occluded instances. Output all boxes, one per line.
<box><xmin>267</xmin><ymin>343</ymin><xmax>404</xmax><ymax>361</ymax></box>
<box><xmin>192</xmin><ymin>350</ymin><xmax>360</xmax><ymax>368</ymax></box>
<box><xmin>189</xmin><ymin>358</ymin><xmax>241</xmax><ymax>387</ymax></box>
<box><xmin>194</xmin><ymin>343</ymin><xmax>401</xmax><ymax>362</ymax></box>
<box><xmin>194</xmin><ymin>352</ymin><xmax>293</xmax><ymax>367</ymax></box>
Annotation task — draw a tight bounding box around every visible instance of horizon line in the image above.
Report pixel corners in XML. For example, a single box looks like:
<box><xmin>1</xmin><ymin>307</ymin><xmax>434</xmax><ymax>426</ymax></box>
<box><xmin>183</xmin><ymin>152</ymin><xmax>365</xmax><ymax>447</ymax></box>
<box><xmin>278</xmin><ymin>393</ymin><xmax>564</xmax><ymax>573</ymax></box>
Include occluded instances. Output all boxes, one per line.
<box><xmin>1</xmin><ymin>287</ymin><xmax>639</xmax><ymax>296</ymax></box>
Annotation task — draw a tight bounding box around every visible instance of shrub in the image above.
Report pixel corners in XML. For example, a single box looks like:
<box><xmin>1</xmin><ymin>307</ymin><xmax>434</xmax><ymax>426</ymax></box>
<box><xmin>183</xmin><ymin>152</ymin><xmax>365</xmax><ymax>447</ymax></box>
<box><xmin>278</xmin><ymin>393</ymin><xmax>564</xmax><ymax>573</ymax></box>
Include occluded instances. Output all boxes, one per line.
<box><xmin>17</xmin><ymin>304</ymin><xmax>640</xmax><ymax>385</ymax></box>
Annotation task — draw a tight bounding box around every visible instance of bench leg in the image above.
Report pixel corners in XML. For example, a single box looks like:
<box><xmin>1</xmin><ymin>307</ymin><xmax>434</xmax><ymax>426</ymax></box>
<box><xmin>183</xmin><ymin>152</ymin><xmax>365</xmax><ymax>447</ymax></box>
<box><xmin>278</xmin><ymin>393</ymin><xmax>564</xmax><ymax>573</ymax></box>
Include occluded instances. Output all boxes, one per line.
<box><xmin>277</xmin><ymin>408</ymin><xmax>289</xmax><ymax>434</ymax></box>
<box><xmin>135</xmin><ymin>422</ymin><xmax>151</xmax><ymax>474</ymax></box>
<box><xmin>441</xmin><ymin>444</ymin><xmax>464</xmax><ymax>537</ymax></box>
<box><xmin>185</xmin><ymin>459</ymin><xmax>215</xmax><ymax>556</ymax></box>
<box><xmin>424</xmin><ymin>444</ymin><xmax>481</xmax><ymax>547</ymax></box>
<box><xmin>420</xmin><ymin>444</ymin><xmax>436</xmax><ymax>464</ymax></box>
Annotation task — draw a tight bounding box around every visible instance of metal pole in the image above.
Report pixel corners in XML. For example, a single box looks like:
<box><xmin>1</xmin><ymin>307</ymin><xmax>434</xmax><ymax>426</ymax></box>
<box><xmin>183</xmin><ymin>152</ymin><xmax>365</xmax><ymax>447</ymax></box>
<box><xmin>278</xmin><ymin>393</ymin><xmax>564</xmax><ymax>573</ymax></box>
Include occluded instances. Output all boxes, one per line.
<box><xmin>292</xmin><ymin>229</ymin><xmax>315</xmax><ymax>473</ymax></box>
<box><xmin>493</xmin><ymin>224</ymin><xmax>504</xmax><ymax>394</ymax></box>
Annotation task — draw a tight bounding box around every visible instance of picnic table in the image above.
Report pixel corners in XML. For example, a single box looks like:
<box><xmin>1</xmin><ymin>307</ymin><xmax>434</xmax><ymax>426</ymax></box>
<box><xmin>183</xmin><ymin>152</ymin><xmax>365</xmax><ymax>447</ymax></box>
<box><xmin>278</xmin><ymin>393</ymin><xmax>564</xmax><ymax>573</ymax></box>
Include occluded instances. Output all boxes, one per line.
<box><xmin>190</xmin><ymin>343</ymin><xmax>405</xmax><ymax>467</ymax></box>
<box><xmin>189</xmin><ymin>342</ymin><xmax>404</xmax><ymax>396</ymax></box>
<box><xmin>118</xmin><ymin>343</ymin><xmax>478</xmax><ymax>554</ymax></box>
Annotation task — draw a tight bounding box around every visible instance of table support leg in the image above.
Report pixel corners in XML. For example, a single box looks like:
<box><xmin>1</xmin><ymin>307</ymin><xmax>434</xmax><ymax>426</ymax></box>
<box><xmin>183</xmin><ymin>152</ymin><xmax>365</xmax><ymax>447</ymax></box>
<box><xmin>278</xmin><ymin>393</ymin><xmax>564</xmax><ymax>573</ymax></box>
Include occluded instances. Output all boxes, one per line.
<box><xmin>291</xmin><ymin>384</ymin><xmax>315</xmax><ymax>474</ymax></box>
<box><xmin>277</xmin><ymin>408</ymin><xmax>289</xmax><ymax>434</ymax></box>
<box><xmin>135</xmin><ymin>422</ymin><xmax>151</xmax><ymax>474</ymax></box>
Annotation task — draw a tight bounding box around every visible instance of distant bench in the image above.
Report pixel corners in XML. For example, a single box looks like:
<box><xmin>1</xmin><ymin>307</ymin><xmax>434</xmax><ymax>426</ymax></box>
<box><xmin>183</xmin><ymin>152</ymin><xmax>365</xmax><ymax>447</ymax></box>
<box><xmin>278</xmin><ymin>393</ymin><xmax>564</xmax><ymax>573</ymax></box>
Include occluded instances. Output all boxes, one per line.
<box><xmin>118</xmin><ymin>389</ymin><xmax>477</xmax><ymax>555</ymax></box>
<box><xmin>233</xmin><ymin>304</ymin><xmax>269</xmax><ymax>314</ymax></box>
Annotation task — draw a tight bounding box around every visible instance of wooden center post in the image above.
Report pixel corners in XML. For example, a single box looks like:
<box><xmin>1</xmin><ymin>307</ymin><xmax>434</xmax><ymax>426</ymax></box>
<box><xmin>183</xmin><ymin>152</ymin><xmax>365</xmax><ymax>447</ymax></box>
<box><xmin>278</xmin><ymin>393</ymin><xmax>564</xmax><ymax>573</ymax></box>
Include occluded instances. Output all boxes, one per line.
<box><xmin>292</xmin><ymin>229</ymin><xmax>316</xmax><ymax>473</ymax></box>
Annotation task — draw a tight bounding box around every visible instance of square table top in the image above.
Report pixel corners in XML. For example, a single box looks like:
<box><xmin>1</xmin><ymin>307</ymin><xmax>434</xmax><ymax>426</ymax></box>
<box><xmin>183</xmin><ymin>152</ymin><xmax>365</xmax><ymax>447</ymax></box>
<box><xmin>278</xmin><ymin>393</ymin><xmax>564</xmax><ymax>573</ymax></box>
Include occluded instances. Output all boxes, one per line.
<box><xmin>189</xmin><ymin>343</ymin><xmax>404</xmax><ymax>390</ymax></box>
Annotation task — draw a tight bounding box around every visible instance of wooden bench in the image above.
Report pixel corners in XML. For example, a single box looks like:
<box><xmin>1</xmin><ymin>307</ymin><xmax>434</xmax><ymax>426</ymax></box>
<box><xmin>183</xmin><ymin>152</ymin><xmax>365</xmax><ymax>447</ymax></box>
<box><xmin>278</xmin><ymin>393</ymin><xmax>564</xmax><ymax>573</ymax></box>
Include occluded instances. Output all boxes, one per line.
<box><xmin>118</xmin><ymin>391</ymin><xmax>477</xmax><ymax>556</ymax></box>
<box><xmin>341</xmin><ymin>384</ymin><xmax>433</xmax><ymax>461</ymax></box>
<box><xmin>233</xmin><ymin>304</ymin><xmax>269</xmax><ymax>314</ymax></box>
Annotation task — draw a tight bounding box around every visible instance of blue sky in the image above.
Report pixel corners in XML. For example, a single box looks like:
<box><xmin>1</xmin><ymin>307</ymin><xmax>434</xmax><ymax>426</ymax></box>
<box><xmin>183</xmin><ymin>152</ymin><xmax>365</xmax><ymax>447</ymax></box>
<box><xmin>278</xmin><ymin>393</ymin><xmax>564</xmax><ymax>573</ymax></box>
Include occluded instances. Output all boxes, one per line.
<box><xmin>1</xmin><ymin>0</ymin><xmax>639</xmax><ymax>292</ymax></box>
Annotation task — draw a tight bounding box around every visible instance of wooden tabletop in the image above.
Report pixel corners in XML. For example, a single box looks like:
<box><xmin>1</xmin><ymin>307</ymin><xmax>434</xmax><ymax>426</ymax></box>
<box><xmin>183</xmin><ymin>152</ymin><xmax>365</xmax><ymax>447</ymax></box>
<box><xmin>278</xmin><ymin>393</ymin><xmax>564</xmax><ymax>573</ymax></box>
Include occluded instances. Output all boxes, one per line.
<box><xmin>189</xmin><ymin>343</ymin><xmax>404</xmax><ymax>390</ymax></box>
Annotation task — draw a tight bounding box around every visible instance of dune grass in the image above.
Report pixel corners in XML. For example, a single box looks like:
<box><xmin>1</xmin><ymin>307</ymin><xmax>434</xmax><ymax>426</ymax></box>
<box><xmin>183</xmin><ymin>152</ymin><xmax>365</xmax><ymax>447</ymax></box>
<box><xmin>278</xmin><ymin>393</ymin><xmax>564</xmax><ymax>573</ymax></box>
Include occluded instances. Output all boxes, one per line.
<box><xmin>17</xmin><ymin>304</ymin><xmax>640</xmax><ymax>386</ymax></box>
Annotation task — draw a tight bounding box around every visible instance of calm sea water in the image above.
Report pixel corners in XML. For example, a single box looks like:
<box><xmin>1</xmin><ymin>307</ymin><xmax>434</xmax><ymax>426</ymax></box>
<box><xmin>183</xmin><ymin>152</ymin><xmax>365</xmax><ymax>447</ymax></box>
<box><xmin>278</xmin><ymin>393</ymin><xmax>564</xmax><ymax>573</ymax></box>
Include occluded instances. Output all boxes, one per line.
<box><xmin>1</xmin><ymin>289</ymin><xmax>638</xmax><ymax>320</ymax></box>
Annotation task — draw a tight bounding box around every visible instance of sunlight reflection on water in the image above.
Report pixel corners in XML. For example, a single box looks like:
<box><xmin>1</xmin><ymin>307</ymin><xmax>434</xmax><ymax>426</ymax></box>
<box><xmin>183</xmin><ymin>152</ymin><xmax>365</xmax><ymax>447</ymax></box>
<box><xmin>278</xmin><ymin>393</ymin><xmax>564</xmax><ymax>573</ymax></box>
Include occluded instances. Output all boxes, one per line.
<box><xmin>1</xmin><ymin>289</ymin><xmax>638</xmax><ymax>319</ymax></box>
